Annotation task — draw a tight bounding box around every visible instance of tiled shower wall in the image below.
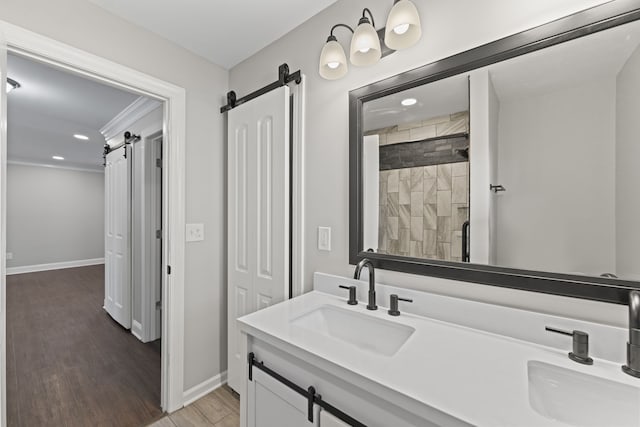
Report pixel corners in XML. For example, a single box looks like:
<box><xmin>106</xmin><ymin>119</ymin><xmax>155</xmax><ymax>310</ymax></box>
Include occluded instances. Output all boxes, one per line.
<box><xmin>376</xmin><ymin>112</ymin><xmax>470</xmax><ymax>261</ymax></box>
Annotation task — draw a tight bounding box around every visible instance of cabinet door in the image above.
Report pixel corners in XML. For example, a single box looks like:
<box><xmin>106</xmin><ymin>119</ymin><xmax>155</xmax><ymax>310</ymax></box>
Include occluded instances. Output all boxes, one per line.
<box><xmin>247</xmin><ymin>369</ymin><xmax>318</xmax><ymax>427</ymax></box>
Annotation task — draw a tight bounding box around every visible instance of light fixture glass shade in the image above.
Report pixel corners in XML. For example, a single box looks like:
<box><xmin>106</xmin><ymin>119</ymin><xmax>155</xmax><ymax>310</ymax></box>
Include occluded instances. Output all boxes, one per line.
<box><xmin>384</xmin><ymin>0</ymin><xmax>422</xmax><ymax>50</ymax></box>
<box><xmin>350</xmin><ymin>21</ymin><xmax>381</xmax><ymax>66</ymax></box>
<box><xmin>319</xmin><ymin>39</ymin><xmax>348</xmax><ymax>80</ymax></box>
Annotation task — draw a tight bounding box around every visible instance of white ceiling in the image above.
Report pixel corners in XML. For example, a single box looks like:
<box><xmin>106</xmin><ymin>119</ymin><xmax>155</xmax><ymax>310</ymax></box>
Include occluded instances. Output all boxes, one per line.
<box><xmin>363</xmin><ymin>74</ymin><xmax>469</xmax><ymax>132</ymax></box>
<box><xmin>7</xmin><ymin>53</ymin><xmax>141</xmax><ymax>171</ymax></box>
<box><xmin>88</xmin><ymin>0</ymin><xmax>339</xmax><ymax>69</ymax></box>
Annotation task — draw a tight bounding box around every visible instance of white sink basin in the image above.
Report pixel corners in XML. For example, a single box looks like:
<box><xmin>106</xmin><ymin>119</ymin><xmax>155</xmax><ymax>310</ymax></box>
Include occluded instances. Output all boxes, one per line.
<box><xmin>527</xmin><ymin>361</ymin><xmax>640</xmax><ymax>426</ymax></box>
<box><xmin>290</xmin><ymin>304</ymin><xmax>415</xmax><ymax>356</ymax></box>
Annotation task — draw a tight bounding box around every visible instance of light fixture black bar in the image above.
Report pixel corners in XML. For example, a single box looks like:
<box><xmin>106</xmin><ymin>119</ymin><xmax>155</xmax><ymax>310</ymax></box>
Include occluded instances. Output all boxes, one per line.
<box><xmin>220</xmin><ymin>63</ymin><xmax>301</xmax><ymax>113</ymax></box>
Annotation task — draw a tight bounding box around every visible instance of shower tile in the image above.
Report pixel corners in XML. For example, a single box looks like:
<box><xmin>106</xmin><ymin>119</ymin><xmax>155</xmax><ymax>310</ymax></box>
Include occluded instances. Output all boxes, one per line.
<box><xmin>398</xmin><ymin>228</ymin><xmax>410</xmax><ymax>253</ymax></box>
<box><xmin>409</xmin><ymin>125</ymin><xmax>436</xmax><ymax>141</ymax></box>
<box><xmin>451</xmin><ymin>162</ymin><xmax>468</xmax><ymax>177</ymax></box>
<box><xmin>437</xmin><ymin>217</ymin><xmax>451</xmax><ymax>242</ymax></box>
<box><xmin>410</xmin><ymin>167</ymin><xmax>423</xmax><ymax>192</ymax></box>
<box><xmin>424</xmin><ymin>165</ymin><xmax>437</xmax><ymax>179</ymax></box>
<box><xmin>436</xmin><ymin>118</ymin><xmax>467</xmax><ymax>136</ymax></box>
<box><xmin>387</xmin><ymin>170</ymin><xmax>399</xmax><ymax>192</ymax></box>
<box><xmin>387</xmin><ymin>192</ymin><xmax>399</xmax><ymax>217</ymax></box>
<box><xmin>388</xmin><ymin>239</ymin><xmax>399</xmax><ymax>255</ymax></box>
<box><xmin>387</xmin><ymin>130</ymin><xmax>410</xmax><ymax>144</ymax></box>
<box><xmin>409</xmin><ymin>241</ymin><xmax>423</xmax><ymax>258</ymax></box>
<box><xmin>423</xmin><ymin>230</ymin><xmax>437</xmax><ymax>255</ymax></box>
<box><xmin>411</xmin><ymin>192</ymin><xmax>424</xmax><ymax>217</ymax></box>
<box><xmin>397</xmin><ymin>120</ymin><xmax>423</xmax><ymax>132</ymax></box>
<box><xmin>452</xmin><ymin>205</ymin><xmax>469</xmax><ymax>231</ymax></box>
<box><xmin>422</xmin><ymin>114</ymin><xmax>450</xmax><ymax>127</ymax></box>
<box><xmin>451</xmin><ymin>231</ymin><xmax>462</xmax><ymax>259</ymax></box>
<box><xmin>399</xmin><ymin>177</ymin><xmax>410</xmax><ymax>205</ymax></box>
<box><xmin>399</xmin><ymin>204</ymin><xmax>410</xmax><ymax>229</ymax></box>
<box><xmin>437</xmin><ymin>242</ymin><xmax>451</xmax><ymax>261</ymax></box>
<box><xmin>452</xmin><ymin>176</ymin><xmax>468</xmax><ymax>204</ymax></box>
<box><xmin>410</xmin><ymin>217</ymin><xmax>423</xmax><ymax>241</ymax></box>
<box><xmin>379</xmin><ymin>180</ymin><xmax>387</xmax><ymax>205</ymax></box>
<box><xmin>450</xmin><ymin>111</ymin><xmax>469</xmax><ymax>121</ymax></box>
<box><xmin>387</xmin><ymin>216</ymin><xmax>399</xmax><ymax>240</ymax></box>
<box><xmin>437</xmin><ymin>190</ymin><xmax>452</xmax><ymax>217</ymax></box>
<box><xmin>423</xmin><ymin>178</ymin><xmax>437</xmax><ymax>203</ymax></box>
<box><xmin>437</xmin><ymin>164</ymin><xmax>452</xmax><ymax>190</ymax></box>
<box><xmin>424</xmin><ymin>204</ymin><xmax>437</xmax><ymax>230</ymax></box>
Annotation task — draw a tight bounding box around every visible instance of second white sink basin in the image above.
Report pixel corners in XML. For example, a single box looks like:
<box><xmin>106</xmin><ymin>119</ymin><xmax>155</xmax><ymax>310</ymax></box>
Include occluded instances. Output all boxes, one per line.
<box><xmin>290</xmin><ymin>304</ymin><xmax>415</xmax><ymax>356</ymax></box>
<box><xmin>528</xmin><ymin>360</ymin><xmax>640</xmax><ymax>426</ymax></box>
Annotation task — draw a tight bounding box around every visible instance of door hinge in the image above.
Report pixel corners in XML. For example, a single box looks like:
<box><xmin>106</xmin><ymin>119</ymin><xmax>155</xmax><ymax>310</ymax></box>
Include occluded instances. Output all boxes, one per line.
<box><xmin>156</xmin><ymin>158</ymin><xmax>162</xmax><ymax>168</ymax></box>
<box><xmin>156</xmin><ymin>229</ymin><xmax>162</xmax><ymax>239</ymax></box>
<box><xmin>167</xmin><ymin>265</ymin><xmax>171</xmax><ymax>275</ymax></box>
<box><xmin>156</xmin><ymin>301</ymin><xmax>162</xmax><ymax>309</ymax></box>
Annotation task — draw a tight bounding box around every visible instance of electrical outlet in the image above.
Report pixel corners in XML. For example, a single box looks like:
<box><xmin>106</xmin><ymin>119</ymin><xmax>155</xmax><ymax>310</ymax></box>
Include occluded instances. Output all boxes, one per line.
<box><xmin>5</xmin><ymin>252</ymin><xmax>12</xmax><ymax>260</ymax></box>
<box><xmin>186</xmin><ymin>223</ymin><xmax>205</xmax><ymax>242</ymax></box>
<box><xmin>318</xmin><ymin>227</ymin><xmax>331</xmax><ymax>251</ymax></box>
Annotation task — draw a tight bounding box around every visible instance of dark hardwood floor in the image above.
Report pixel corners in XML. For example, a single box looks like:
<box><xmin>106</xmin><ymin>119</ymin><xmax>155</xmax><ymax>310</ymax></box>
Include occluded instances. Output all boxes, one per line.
<box><xmin>7</xmin><ymin>265</ymin><xmax>162</xmax><ymax>427</ymax></box>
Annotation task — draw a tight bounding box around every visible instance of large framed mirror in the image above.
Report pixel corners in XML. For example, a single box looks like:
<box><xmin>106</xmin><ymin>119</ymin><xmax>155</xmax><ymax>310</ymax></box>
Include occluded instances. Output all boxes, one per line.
<box><xmin>350</xmin><ymin>0</ymin><xmax>640</xmax><ymax>304</ymax></box>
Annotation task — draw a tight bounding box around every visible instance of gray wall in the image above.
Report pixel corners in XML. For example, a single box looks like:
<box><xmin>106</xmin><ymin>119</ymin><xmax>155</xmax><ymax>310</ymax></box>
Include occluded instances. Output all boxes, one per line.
<box><xmin>616</xmin><ymin>44</ymin><xmax>640</xmax><ymax>280</ymax></box>
<box><xmin>229</xmin><ymin>0</ymin><xmax>627</xmax><ymax>327</ymax></box>
<box><xmin>496</xmin><ymin>78</ymin><xmax>617</xmax><ymax>276</ymax></box>
<box><xmin>6</xmin><ymin>164</ymin><xmax>104</xmax><ymax>267</ymax></box>
<box><xmin>0</xmin><ymin>0</ymin><xmax>229</xmax><ymax>391</ymax></box>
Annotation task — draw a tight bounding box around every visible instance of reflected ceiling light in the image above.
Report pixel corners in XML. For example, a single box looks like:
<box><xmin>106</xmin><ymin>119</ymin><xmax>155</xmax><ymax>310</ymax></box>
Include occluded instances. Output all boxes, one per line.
<box><xmin>401</xmin><ymin>97</ymin><xmax>417</xmax><ymax>106</ymax></box>
<box><xmin>6</xmin><ymin>78</ymin><xmax>20</xmax><ymax>93</ymax></box>
<box><xmin>73</xmin><ymin>134</ymin><xmax>90</xmax><ymax>141</ymax></box>
<box><xmin>52</xmin><ymin>156</ymin><xmax>64</xmax><ymax>160</ymax></box>
<box><xmin>319</xmin><ymin>24</ymin><xmax>353</xmax><ymax>80</ymax></box>
<box><xmin>385</xmin><ymin>0</ymin><xmax>422</xmax><ymax>50</ymax></box>
<box><xmin>350</xmin><ymin>9</ymin><xmax>382</xmax><ymax>67</ymax></box>
<box><xmin>318</xmin><ymin>2</ymin><xmax>422</xmax><ymax>80</ymax></box>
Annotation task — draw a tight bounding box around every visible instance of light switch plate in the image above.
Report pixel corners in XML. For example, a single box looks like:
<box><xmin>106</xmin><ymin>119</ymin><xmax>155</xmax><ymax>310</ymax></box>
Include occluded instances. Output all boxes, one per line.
<box><xmin>318</xmin><ymin>226</ymin><xmax>331</xmax><ymax>251</ymax></box>
<box><xmin>186</xmin><ymin>223</ymin><xmax>205</xmax><ymax>242</ymax></box>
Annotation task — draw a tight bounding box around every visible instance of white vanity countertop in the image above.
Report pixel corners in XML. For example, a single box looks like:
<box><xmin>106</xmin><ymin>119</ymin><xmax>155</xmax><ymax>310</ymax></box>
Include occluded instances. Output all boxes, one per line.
<box><xmin>238</xmin><ymin>290</ymin><xmax>639</xmax><ymax>426</ymax></box>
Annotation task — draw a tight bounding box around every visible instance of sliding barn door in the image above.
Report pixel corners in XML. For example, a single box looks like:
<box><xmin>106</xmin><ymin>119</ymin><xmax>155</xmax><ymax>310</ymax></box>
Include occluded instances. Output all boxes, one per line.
<box><xmin>227</xmin><ymin>87</ymin><xmax>290</xmax><ymax>392</ymax></box>
<box><xmin>104</xmin><ymin>145</ymin><xmax>132</xmax><ymax>329</ymax></box>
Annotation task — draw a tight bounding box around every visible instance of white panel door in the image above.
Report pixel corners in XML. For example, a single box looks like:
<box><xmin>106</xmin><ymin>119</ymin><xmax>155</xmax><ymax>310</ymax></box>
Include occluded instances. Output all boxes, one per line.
<box><xmin>105</xmin><ymin>145</ymin><xmax>132</xmax><ymax>329</ymax></box>
<box><xmin>227</xmin><ymin>86</ymin><xmax>290</xmax><ymax>392</ymax></box>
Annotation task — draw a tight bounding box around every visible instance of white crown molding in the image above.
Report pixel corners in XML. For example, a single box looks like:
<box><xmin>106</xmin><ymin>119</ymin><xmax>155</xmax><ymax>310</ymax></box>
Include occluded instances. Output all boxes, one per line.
<box><xmin>100</xmin><ymin>96</ymin><xmax>162</xmax><ymax>141</ymax></box>
<box><xmin>7</xmin><ymin>160</ymin><xmax>104</xmax><ymax>173</ymax></box>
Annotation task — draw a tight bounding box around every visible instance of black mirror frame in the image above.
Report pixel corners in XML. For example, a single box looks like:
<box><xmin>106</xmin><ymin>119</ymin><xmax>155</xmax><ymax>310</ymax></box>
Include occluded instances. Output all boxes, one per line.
<box><xmin>349</xmin><ymin>0</ymin><xmax>640</xmax><ymax>305</ymax></box>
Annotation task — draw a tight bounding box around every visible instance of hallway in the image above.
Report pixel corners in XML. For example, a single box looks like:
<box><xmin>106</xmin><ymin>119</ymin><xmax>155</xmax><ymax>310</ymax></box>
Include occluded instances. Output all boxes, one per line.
<box><xmin>6</xmin><ymin>265</ymin><xmax>162</xmax><ymax>426</ymax></box>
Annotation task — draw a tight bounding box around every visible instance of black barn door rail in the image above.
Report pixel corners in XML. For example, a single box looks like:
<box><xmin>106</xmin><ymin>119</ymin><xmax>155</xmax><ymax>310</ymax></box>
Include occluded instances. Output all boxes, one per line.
<box><xmin>248</xmin><ymin>352</ymin><xmax>367</xmax><ymax>427</ymax></box>
<box><xmin>220</xmin><ymin>63</ymin><xmax>301</xmax><ymax>113</ymax></box>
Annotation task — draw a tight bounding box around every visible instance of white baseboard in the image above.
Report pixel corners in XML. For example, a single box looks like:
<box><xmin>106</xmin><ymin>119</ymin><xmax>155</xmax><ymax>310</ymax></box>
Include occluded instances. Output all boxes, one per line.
<box><xmin>131</xmin><ymin>320</ymin><xmax>143</xmax><ymax>341</ymax></box>
<box><xmin>6</xmin><ymin>258</ymin><xmax>105</xmax><ymax>275</ymax></box>
<box><xmin>182</xmin><ymin>371</ymin><xmax>228</xmax><ymax>407</ymax></box>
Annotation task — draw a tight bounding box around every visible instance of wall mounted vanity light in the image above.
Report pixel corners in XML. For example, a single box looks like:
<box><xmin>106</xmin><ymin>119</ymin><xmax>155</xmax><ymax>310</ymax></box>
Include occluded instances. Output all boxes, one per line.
<box><xmin>319</xmin><ymin>0</ymin><xmax>422</xmax><ymax>80</ymax></box>
<box><xmin>6</xmin><ymin>77</ymin><xmax>20</xmax><ymax>93</ymax></box>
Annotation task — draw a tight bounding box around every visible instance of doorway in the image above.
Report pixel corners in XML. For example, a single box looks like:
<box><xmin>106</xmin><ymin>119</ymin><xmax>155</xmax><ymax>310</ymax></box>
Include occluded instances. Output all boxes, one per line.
<box><xmin>0</xmin><ymin>24</ymin><xmax>188</xmax><ymax>425</ymax></box>
<box><xmin>5</xmin><ymin>52</ymin><xmax>164</xmax><ymax>426</ymax></box>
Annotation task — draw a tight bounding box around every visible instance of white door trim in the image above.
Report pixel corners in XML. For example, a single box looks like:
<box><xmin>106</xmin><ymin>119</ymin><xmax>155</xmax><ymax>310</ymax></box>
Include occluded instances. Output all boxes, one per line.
<box><xmin>291</xmin><ymin>77</ymin><xmax>306</xmax><ymax>297</ymax></box>
<box><xmin>0</xmin><ymin>21</ymin><xmax>187</xmax><ymax>420</ymax></box>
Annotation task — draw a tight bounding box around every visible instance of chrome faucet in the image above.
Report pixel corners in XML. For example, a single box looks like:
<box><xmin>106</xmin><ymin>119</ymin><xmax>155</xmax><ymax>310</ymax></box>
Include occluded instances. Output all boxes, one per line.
<box><xmin>354</xmin><ymin>258</ymin><xmax>377</xmax><ymax>310</ymax></box>
<box><xmin>623</xmin><ymin>290</ymin><xmax>640</xmax><ymax>378</ymax></box>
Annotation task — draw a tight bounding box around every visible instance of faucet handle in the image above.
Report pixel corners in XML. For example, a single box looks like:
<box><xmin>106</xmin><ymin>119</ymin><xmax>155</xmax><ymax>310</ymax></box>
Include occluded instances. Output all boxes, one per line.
<box><xmin>338</xmin><ymin>285</ymin><xmax>358</xmax><ymax>305</ymax></box>
<box><xmin>545</xmin><ymin>326</ymin><xmax>593</xmax><ymax>365</ymax></box>
<box><xmin>388</xmin><ymin>294</ymin><xmax>413</xmax><ymax>316</ymax></box>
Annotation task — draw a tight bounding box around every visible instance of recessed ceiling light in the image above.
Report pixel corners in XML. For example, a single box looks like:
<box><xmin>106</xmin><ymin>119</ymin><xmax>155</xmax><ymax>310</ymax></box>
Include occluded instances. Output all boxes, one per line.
<box><xmin>52</xmin><ymin>156</ymin><xmax>64</xmax><ymax>160</ymax></box>
<box><xmin>401</xmin><ymin>98</ymin><xmax>417</xmax><ymax>106</ymax></box>
<box><xmin>6</xmin><ymin>78</ymin><xmax>20</xmax><ymax>93</ymax></box>
<box><xmin>73</xmin><ymin>134</ymin><xmax>89</xmax><ymax>141</ymax></box>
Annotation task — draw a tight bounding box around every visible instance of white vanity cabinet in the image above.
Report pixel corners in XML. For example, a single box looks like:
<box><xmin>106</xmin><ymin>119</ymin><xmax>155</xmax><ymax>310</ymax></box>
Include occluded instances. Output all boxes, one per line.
<box><xmin>247</xmin><ymin>366</ymin><xmax>318</xmax><ymax>427</ymax></box>
<box><xmin>242</xmin><ymin>336</ymin><xmax>460</xmax><ymax>427</ymax></box>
